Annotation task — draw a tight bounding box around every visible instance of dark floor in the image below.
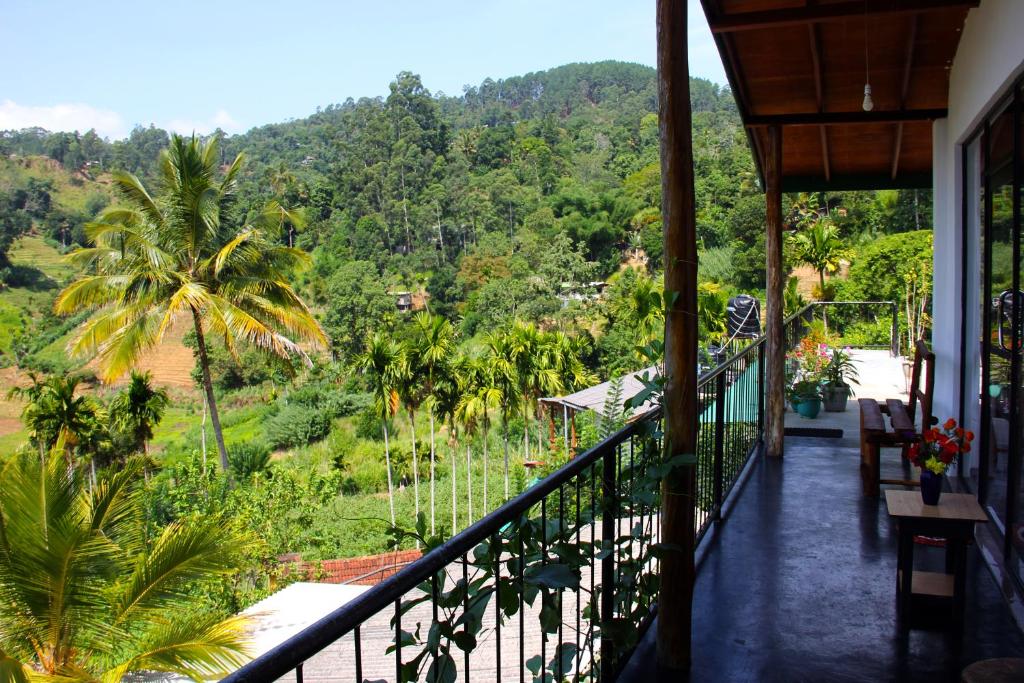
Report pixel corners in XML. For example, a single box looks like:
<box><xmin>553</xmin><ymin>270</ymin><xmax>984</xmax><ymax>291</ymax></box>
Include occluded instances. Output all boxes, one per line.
<box><xmin>619</xmin><ymin>438</ymin><xmax>1024</xmax><ymax>682</ymax></box>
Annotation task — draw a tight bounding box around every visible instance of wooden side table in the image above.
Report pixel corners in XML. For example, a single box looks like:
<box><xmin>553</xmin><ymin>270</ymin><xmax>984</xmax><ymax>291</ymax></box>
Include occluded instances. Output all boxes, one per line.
<box><xmin>884</xmin><ymin>490</ymin><xmax>987</xmax><ymax>632</ymax></box>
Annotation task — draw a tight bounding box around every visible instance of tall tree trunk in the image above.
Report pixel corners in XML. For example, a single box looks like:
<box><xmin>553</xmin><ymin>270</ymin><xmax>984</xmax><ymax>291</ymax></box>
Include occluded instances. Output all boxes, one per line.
<box><xmin>522</xmin><ymin>398</ymin><xmax>531</xmax><ymax>461</ymax></box>
<box><xmin>430</xmin><ymin>409</ymin><xmax>436</xmax><ymax>535</ymax></box>
<box><xmin>656</xmin><ymin>0</ymin><xmax>698</xmax><ymax>671</ymax></box>
<box><xmin>191</xmin><ymin>308</ymin><xmax>230</xmax><ymax>474</ymax></box>
<box><xmin>483</xmin><ymin>422</ymin><xmax>489</xmax><ymax>513</ymax></box>
<box><xmin>383</xmin><ymin>420</ymin><xmax>396</xmax><ymax>526</ymax></box>
<box><xmin>200</xmin><ymin>395</ymin><xmax>208</xmax><ymax>475</ymax></box>
<box><xmin>409</xmin><ymin>410</ymin><xmax>419</xmax><ymax>526</ymax></box>
<box><xmin>502</xmin><ymin>407</ymin><xmax>510</xmax><ymax>500</ymax></box>
<box><xmin>451</xmin><ymin>440</ymin><xmax>457</xmax><ymax>536</ymax></box>
<box><xmin>465</xmin><ymin>444</ymin><xmax>472</xmax><ymax>525</ymax></box>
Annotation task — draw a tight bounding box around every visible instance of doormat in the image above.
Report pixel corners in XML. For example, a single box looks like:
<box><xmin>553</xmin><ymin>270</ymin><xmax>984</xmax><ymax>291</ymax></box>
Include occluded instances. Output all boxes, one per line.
<box><xmin>784</xmin><ymin>427</ymin><xmax>843</xmax><ymax>438</ymax></box>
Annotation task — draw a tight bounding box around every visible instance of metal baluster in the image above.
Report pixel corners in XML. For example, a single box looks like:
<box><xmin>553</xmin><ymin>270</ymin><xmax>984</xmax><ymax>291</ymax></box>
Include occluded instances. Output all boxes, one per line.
<box><xmin>558</xmin><ymin>484</ymin><xmax>564</xmax><ymax>683</ymax></box>
<box><xmin>589</xmin><ymin>462</ymin><xmax>597</xmax><ymax>677</ymax></box>
<box><xmin>519</xmin><ymin>522</ymin><xmax>525</xmax><ymax>683</ymax></box>
<box><xmin>354</xmin><ymin>626</ymin><xmax>362</xmax><ymax>683</ymax></box>
<box><xmin>432</xmin><ymin>574</ymin><xmax>440</xmax><ymax>677</ymax></box>
<box><xmin>395</xmin><ymin>598</ymin><xmax>402</xmax><ymax>683</ymax></box>
<box><xmin>541</xmin><ymin>497</ymin><xmax>547</xmax><ymax>679</ymax></box>
<box><xmin>575</xmin><ymin>474</ymin><xmax>582</xmax><ymax>682</ymax></box>
<box><xmin>493</xmin><ymin>533</ymin><xmax>502</xmax><ymax>683</ymax></box>
<box><xmin>296</xmin><ymin>662</ymin><xmax>303</xmax><ymax>683</ymax></box>
<box><xmin>600</xmin><ymin>446</ymin><xmax>616</xmax><ymax>680</ymax></box>
<box><xmin>463</xmin><ymin>555</ymin><xmax>470</xmax><ymax>683</ymax></box>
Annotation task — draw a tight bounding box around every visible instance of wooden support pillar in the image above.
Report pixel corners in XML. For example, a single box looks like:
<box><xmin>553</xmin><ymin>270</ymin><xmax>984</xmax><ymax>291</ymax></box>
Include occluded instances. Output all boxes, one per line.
<box><xmin>656</xmin><ymin>0</ymin><xmax>698</xmax><ymax>672</ymax></box>
<box><xmin>764</xmin><ymin>125</ymin><xmax>785</xmax><ymax>458</ymax></box>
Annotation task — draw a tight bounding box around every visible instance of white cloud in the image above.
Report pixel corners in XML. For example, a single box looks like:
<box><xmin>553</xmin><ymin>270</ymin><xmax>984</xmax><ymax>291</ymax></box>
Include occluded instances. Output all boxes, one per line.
<box><xmin>165</xmin><ymin>109</ymin><xmax>244</xmax><ymax>136</ymax></box>
<box><xmin>0</xmin><ymin>99</ymin><xmax>127</xmax><ymax>139</ymax></box>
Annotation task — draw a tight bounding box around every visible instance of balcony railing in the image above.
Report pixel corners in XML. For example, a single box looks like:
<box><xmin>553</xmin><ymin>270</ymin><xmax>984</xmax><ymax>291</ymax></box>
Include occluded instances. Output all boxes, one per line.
<box><xmin>222</xmin><ymin>301</ymin><xmax>893</xmax><ymax>682</ymax></box>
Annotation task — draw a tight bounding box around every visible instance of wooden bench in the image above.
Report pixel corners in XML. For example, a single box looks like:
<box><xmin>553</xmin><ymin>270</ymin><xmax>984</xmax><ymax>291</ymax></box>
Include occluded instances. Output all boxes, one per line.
<box><xmin>859</xmin><ymin>340</ymin><xmax>935</xmax><ymax>497</ymax></box>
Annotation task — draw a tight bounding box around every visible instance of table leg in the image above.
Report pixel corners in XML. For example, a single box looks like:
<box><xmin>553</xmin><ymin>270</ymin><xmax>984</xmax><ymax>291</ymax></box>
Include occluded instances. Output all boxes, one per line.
<box><xmin>897</xmin><ymin>523</ymin><xmax>913</xmax><ymax>631</ymax></box>
<box><xmin>951</xmin><ymin>533</ymin><xmax>969</xmax><ymax>634</ymax></box>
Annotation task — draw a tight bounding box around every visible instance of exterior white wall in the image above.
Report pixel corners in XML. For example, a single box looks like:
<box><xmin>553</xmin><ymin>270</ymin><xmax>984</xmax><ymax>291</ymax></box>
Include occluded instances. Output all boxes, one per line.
<box><xmin>931</xmin><ymin>0</ymin><xmax>1024</xmax><ymax>434</ymax></box>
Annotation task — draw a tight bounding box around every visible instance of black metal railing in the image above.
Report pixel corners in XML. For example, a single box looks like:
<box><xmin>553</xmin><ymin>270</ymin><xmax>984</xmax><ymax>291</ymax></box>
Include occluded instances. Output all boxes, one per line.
<box><xmin>223</xmin><ymin>348</ymin><xmax>768</xmax><ymax>682</ymax></box>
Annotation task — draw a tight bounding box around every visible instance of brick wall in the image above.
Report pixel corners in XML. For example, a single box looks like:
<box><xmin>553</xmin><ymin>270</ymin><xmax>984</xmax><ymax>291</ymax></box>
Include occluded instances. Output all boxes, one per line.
<box><xmin>283</xmin><ymin>549</ymin><xmax>423</xmax><ymax>586</ymax></box>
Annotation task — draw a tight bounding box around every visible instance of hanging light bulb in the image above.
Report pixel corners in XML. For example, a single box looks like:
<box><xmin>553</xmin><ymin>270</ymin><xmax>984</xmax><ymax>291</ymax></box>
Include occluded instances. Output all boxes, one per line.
<box><xmin>862</xmin><ymin>83</ymin><xmax>874</xmax><ymax>112</ymax></box>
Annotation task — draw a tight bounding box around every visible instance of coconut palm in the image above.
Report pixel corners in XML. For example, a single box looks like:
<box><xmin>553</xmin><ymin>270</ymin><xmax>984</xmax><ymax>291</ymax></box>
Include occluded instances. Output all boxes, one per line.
<box><xmin>611</xmin><ymin>271</ymin><xmax>664</xmax><ymax>350</ymax></box>
<box><xmin>546</xmin><ymin>330</ymin><xmax>597</xmax><ymax>452</ymax></box>
<box><xmin>483</xmin><ymin>328</ymin><xmax>518</xmax><ymax>499</ymax></box>
<box><xmin>11</xmin><ymin>374</ymin><xmax>106</xmax><ymax>470</ymax></box>
<box><xmin>356</xmin><ymin>331</ymin><xmax>407</xmax><ymax>527</ymax></box>
<box><xmin>109</xmin><ymin>369</ymin><xmax>170</xmax><ymax>458</ymax></box>
<box><xmin>412</xmin><ymin>312</ymin><xmax>455</xmax><ymax>534</ymax></box>
<box><xmin>789</xmin><ymin>218</ymin><xmax>849</xmax><ymax>298</ymax></box>
<box><xmin>0</xmin><ymin>454</ymin><xmax>252</xmax><ymax>681</ymax></box>
<box><xmin>55</xmin><ymin>134</ymin><xmax>326</xmax><ymax>474</ymax></box>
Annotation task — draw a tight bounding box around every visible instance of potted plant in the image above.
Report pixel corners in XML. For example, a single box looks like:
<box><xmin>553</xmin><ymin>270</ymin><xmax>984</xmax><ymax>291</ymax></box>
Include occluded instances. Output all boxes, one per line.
<box><xmin>792</xmin><ymin>379</ymin><xmax>823</xmax><ymax>418</ymax></box>
<box><xmin>908</xmin><ymin>418</ymin><xmax>974</xmax><ymax>505</ymax></box>
<box><xmin>822</xmin><ymin>348</ymin><xmax>859</xmax><ymax>412</ymax></box>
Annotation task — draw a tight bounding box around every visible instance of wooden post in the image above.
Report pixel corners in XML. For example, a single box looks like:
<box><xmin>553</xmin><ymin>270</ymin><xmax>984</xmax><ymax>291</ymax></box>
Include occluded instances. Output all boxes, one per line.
<box><xmin>764</xmin><ymin>125</ymin><xmax>785</xmax><ymax>458</ymax></box>
<box><xmin>656</xmin><ymin>0</ymin><xmax>698</xmax><ymax>672</ymax></box>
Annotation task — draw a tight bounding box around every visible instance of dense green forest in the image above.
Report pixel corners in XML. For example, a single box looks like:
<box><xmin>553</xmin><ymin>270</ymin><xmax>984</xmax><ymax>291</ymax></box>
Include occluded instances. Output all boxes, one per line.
<box><xmin>0</xmin><ymin>62</ymin><xmax>934</xmax><ymax>655</ymax></box>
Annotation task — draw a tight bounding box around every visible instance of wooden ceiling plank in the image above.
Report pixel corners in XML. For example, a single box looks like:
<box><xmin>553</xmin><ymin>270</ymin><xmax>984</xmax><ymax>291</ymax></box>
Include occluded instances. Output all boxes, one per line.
<box><xmin>891</xmin><ymin>16</ymin><xmax>918</xmax><ymax>180</ymax></box>
<box><xmin>710</xmin><ymin>0</ymin><xmax>977</xmax><ymax>34</ymax></box>
<box><xmin>807</xmin><ymin>22</ymin><xmax>830</xmax><ymax>181</ymax></box>
<box><xmin>746</xmin><ymin>108</ymin><xmax>946</xmax><ymax>126</ymax></box>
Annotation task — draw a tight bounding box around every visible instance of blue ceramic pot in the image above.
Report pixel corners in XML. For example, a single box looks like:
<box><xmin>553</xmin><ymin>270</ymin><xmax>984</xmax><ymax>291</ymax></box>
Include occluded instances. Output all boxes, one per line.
<box><xmin>795</xmin><ymin>398</ymin><xmax>821</xmax><ymax>419</ymax></box>
<box><xmin>920</xmin><ymin>470</ymin><xmax>943</xmax><ymax>505</ymax></box>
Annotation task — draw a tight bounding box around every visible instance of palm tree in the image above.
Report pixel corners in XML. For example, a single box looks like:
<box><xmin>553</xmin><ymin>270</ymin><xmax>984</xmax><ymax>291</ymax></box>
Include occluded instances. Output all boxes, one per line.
<box><xmin>12</xmin><ymin>374</ymin><xmax>106</xmax><ymax>470</ymax></box>
<box><xmin>356</xmin><ymin>331</ymin><xmax>407</xmax><ymax>527</ymax></box>
<box><xmin>109</xmin><ymin>369</ymin><xmax>170</xmax><ymax>458</ymax></box>
<box><xmin>55</xmin><ymin>134</ymin><xmax>326</xmax><ymax>474</ymax></box>
<box><xmin>697</xmin><ymin>282</ymin><xmax>729</xmax><ymax>346</ymax></box>
<box><xmin>789</xmin><ymin>218</ymin><xmax>849</xmax><ymax>298</ymax></box>
<box><xmin>412</xmin><ymin>312</ymin><xmax>454</xmax><ymax>534</ymax></box>
<box><xmin>484</xmin><ymin>328</ymin><xmax>517</xmax><ymax>499</ymax></box>
<box><xmin>546</xmin><ymin>330</ymin><xmax>596</xmax><ymax>451</ymax></box>
<box><xmin>0</xmin><ymin>454</ymin><xmax>252</xmax><ymax>680</ymax></box>
<box><xmin>431</xmin><ymin>355</ymin><xmax>464</xmax><ymax>535</ymax></box>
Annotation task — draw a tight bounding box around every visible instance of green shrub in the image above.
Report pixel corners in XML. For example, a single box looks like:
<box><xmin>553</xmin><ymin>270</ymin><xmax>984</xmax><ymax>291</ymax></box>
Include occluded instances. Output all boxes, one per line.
<box><xmin>263</xmin><ymin>405</ymin><xmax>333</xmax><ymax>449</ymax></box>
<box><xmin>229</xmin><ymin>442</ymin><xmax>272</xmax><ymax>480</ymax></box>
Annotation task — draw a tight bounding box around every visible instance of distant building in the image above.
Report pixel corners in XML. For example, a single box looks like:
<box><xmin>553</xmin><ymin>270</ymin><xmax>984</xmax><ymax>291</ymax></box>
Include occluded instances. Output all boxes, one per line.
<box><xmin>393</xmin><ymin>291</ymin><xmax>413</xmax><ymax>313</ymax></box>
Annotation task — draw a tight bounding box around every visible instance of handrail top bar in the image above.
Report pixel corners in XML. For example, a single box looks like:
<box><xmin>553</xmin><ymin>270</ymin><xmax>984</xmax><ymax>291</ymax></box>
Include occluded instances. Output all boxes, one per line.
<box><xmin>222</xmin><ymin>408</ymin><xmax>660</xmax><ymax>682</ymax></box>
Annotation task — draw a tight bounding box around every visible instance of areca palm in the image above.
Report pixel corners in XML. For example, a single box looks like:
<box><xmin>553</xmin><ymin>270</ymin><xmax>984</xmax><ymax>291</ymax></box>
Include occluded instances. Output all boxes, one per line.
<box><xmin>612</xmin><ymin>272</ymin><xmax>664</xmax><ymax>350</ymax></box>
<box><xmin>12</xmin><ymin>374</ymin><xmax>106</xmax><ymax>469</ymax></box>
<box><xmin>356</xmin><ymin>331</ymin><xmax>407</xmax><ymax>526</ymax></box>
<box><xmin>109</xmin><ymin>369</ymin><xmax>170</xmax><ymax>458</ymax></box>
<box><xmin>431</xmin><ymin>354</ymin><xmax>464</xmax><ymax>535</ymax></box>
<box><xmin>483</xmin><ymin>328</ymin><xmax>517</xmax><ymax>499</ymax></box>
<box><xmin>411</xmin><ymin>312</ymin><xmax>454</xmax><ymax>534</ymax></box>
<box><xmin>456</xmin><ymin>357</ymin><xmax>502</xmax><ymax>514</ymax></box>
<box><xmin>396</xmin><ymin>342</ymin><xmax>426</xmax><ymax>531</ymax></box>
<box><xmin>508</xmin><ymin>321</ymin><xmax>562</xmax><ymax>462</ymax></box>
<box><xmin>55</xmin><ymin>134</ymin><xmax>326</xmax><ymax>474</ymax></box>
<box><xmin>789</xmin><ymin>218</ymin><xmax>850</xmax><ymax>297</ymax></box>
<box><xmin>0</xmin><ymin>454</ymin><xmax>252</xmax><ymax>681</ymax></box>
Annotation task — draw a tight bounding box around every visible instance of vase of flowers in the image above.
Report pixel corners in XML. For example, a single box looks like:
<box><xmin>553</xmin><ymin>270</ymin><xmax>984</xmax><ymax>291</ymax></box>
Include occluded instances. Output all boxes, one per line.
<box><xmin>792</xmin><ymin>379</ymin><xmax>823</xmax><ymax>418</ymax></box>
<box><xmin>908</xmin><ymin>418</ymin><xmax>974</xmax><ymax>505</ymax></box>
<box><xmin>787</xmin><ymin>338</ymin><xmax>830</xmax><ymax>419</ymax></box>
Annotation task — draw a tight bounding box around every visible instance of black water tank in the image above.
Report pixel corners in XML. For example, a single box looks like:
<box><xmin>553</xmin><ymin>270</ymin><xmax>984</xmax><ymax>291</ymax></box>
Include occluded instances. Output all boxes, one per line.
<box><xmin>727</xmin><ymin>295</ymin><xmax>761</xmax><ymax>339</ymax></box>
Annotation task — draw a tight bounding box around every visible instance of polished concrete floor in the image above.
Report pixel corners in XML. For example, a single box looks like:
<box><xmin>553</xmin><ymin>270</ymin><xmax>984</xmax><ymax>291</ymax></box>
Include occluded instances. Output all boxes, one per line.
<box><xmin>619</xmin><ymin>439</ymin><xmax>1024</xmax><ymax>682</ymax></box>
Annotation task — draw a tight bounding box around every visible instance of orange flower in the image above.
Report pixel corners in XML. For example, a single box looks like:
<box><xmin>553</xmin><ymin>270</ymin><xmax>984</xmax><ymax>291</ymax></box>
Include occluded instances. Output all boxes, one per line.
<box><xmin>944</xmin><ymin>418</ymin><xmax>957</xmax><ymax>430</ymax></box>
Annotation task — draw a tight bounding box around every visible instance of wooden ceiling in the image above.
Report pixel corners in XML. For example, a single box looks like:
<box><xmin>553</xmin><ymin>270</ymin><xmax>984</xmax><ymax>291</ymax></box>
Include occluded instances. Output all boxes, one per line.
<box><xmin>698</xmin><ymin>0</ymin><xmax>977</xmax><ymax>191</ymax></box>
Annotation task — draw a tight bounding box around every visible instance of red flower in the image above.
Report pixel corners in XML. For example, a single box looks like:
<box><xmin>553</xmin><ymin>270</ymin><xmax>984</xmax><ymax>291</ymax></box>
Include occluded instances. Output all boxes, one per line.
<box><xmin>943</xmin><ymin>441</ymin><xmax>958</xmax><ymax>455</ymax></box>
<box><xmin>944</xmin><ymin>418</ymin><xmax>957</xmax><ymax>430</ymax></box>
<box><xmin>965</xmin><ymin>431</ymin><xmax>975</xmax><ymax>442</ymax></box>
<box><xmin>923</xmin><ymin>430</ymin><xmax>935</xmax><ymax>443</ymax></box>
<box><xmin>962</xmin><ymin>443</ymin><xmax>971</xmax><ymax>453</ymax></box>
<box><xmin>955</xmin><ymin>427</ymin><xmax>964</xmax><ymax>438</ymax></box>
<box><xmin>940</xmin><ymin>450</ymin><xmax>955</xmax><ymax>464</ymax></box>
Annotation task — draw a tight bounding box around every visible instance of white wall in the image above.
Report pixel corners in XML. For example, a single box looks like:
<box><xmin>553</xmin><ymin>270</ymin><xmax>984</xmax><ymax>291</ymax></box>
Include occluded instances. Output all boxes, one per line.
<box><xmin>931</xmin><ymin>0</ymin><xmax>1024</xmax><ymax>440</ymax></box>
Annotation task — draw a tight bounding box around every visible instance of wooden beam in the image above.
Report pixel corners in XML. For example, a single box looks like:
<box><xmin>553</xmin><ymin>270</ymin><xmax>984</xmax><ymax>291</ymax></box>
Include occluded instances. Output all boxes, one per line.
<box><xmin>807</xmin><ymin>23</ymin><xmax>831</xmax><ymax>182</ymax></box>
<box><xmin>745</xmin><ymin>108</ymin><xmax>946</xmax><ymax>127</ymax></box>
<box><xmin>709</xmin><ymin>0</ymin><xmax>977</xmax><ymax>34</ymax></box>
<box><xmin>892</xmin><ymin>16</ymin><xmax>919</xmax><ymax>179</ymax></box>
<box><xmin>656</xmin><ymin>0</ymin><xmax>698</xmax><ymax>673</ymax></box>
<box><xmin>764</xmin><ymin>125</ymin><xmax>785</xmax><ymax>459</ymax></box>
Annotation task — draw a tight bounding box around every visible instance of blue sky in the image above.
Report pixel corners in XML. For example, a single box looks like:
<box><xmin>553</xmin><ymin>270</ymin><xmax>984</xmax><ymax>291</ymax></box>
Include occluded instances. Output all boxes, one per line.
<box><xmin>0</xmin><ymin>1</ymin><xmax>726</xmax><ymax>140</ymax></box>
